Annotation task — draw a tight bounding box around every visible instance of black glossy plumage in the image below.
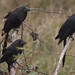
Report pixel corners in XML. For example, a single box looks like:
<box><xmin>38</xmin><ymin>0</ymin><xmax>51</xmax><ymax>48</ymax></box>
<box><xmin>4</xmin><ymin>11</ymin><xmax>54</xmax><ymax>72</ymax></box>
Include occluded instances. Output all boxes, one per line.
<box><xmin>0</xmin><ymin>39</ymin><xmax>26</xmax><ymax>72</ymax></box>
<box><xmin>55</xmin><ymin>14</ymin><xmax>75</xmax><ymax>44</ymax></box>
<box><xmin>2</xmin><ymin>6</ymin><xmax>30</xmax><ymax>35</ymax></box>
<box><xmin>55</xmin><ymin>14</ymin><xmax>75</xmax><ymax>67</ymax></box>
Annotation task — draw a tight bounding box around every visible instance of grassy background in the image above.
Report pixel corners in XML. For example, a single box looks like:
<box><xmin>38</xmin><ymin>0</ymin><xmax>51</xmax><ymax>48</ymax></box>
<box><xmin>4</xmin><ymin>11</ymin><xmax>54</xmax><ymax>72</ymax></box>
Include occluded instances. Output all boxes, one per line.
<box><xmin>0</xmin><ymin>0</ymin><xmax>75</xmax><ymax>75</ymax></box>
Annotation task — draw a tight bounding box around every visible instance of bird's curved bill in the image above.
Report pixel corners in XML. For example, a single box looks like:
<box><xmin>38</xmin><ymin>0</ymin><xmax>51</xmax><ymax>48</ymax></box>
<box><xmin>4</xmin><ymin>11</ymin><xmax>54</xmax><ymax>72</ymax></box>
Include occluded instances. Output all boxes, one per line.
<box><xmin>22</xmin><ymin>40</ymin><xmax>27</xmax><ymax>44</ymax></box>
<box><xmin>26</xmin><ymin>7</ymin><xmax>30</xmax><ymax>11</ymax></box>
<box><xmin>21</xmin><ymin>40</ymin><xmax>27</xmax><ymax>45</ymax></box>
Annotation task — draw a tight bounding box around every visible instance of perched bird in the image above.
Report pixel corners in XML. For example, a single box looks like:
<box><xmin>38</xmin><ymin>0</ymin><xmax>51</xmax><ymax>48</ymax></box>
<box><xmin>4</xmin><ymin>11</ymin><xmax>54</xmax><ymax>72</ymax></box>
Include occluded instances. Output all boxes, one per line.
<box><xmin>55</xmin><ymin>14</ymin><xmax>75</xmax><ymax>66</ymax></box>
<box><xmin>1</xmin><ymin>6</ymin><xmax>30</xmax><ymax>54</ymax></box>
<box><xmin>0</xmin><ymin>39</ymin><xmax>26</xmax><ymax>72</ymax></box>
<box><xmin>2</xmin><ymin>6</ymin><xmax>30</xmax><ymax>36</ymax></box>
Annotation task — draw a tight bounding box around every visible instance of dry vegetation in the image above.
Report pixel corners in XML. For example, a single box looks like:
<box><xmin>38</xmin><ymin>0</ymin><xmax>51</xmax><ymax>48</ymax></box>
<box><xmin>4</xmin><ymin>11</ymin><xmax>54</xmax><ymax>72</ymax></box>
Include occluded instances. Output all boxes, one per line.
<box><xmin>0</xmin><ymin>0</ymin><xmax>75</xmax><ymax>75</ymax></box>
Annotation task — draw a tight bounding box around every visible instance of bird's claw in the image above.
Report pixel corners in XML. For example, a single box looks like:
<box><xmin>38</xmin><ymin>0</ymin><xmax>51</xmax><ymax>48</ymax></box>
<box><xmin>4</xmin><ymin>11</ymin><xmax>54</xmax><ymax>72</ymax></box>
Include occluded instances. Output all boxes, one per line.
<box><xmin>69</xmin><ymin>36</ymin><xmax>74</xmax><ymax>41</ymax></box>
<box><xmin>71</xmin><ymin>37</ymin><xmax>74</xmax><ymax>41</ymax></box>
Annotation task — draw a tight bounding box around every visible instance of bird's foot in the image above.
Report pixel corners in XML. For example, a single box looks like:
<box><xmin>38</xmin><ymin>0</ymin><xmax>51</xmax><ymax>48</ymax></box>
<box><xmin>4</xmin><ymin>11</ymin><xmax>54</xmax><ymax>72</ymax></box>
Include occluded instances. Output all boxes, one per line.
<box><xmin>69</xmin><ymin>36</ymin><xmax>74</xmax><ymax>41</ymax></box>
<box><xmin>14</xmin><ymin>28</ymin><xmax>19</xmax><ymax>34</ymax></box>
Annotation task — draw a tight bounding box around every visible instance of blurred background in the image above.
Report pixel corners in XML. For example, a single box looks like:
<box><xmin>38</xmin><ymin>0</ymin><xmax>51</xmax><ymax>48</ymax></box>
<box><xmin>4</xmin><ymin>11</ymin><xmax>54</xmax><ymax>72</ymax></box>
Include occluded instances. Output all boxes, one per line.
<box><xmin>0</xmin><ymin>0</ymin><xmax>75</xmax><ymax>75</ymax></box>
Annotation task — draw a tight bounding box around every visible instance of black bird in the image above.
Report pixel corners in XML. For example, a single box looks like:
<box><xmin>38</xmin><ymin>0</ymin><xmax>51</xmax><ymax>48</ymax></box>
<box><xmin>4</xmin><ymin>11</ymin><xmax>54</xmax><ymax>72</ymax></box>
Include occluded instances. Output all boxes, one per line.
<box><xmin>55</xmin><ymin>14</ymin><xmax>75</xmax><ymax>66</ymax></box>
<box><xmin>1</xmin><ymin>6</ymin><xmax>30</xmax><ymax>54</ymax></box>
<box><xmin>2</xmin><ymin>6</ymin><xmax>30</xmax><ymax>36</ymax></box>
<box><xmin>0</xmin><ymin>39</ymin><xmax>26</xmax><ymax>72</ymax></box>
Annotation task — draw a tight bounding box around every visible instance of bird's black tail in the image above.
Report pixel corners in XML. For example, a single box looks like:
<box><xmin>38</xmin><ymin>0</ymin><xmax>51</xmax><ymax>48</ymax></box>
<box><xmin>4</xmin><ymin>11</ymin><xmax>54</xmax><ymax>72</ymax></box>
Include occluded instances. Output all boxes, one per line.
<box><xmin>1</xmin><ymin>29</ymin><xmax>6</xmax><ymax>36</ymax></box>
<box><xmin>0</xmin><ymin>58</ymin><xmax>3</xmax><ymax>63</ymax></box>
<box><xmin>8</xmin><ymin>65</ymin><xmax>10</xmax><ymax>72</ymax></box>
<box><xmin>2</xmin><ymin>33</ymin><xmax>8</xmax><ymax>54</ymax></box>
<box><xmin>58</xmin><ymin>38</ymin><xmax>63</xmax><ymax>45</ymax></box>
<box><xmin>55</xmin><ymin>34</ymin><xmax>59</xmax><ymax>40</ymax></box>
<box><xmin>55</xmin><ymin>34</ymin><xmax>63</xmax><ymax>45</ymax></box>
<box><xmin>62</xmin><ymin>53</ymin><xmax>66</xmax><ymax>67</ymax></box>
<box><xmin>62</xmin><ymin>39</ymin><xmax>66</xmax><ymax>67</ymax></box>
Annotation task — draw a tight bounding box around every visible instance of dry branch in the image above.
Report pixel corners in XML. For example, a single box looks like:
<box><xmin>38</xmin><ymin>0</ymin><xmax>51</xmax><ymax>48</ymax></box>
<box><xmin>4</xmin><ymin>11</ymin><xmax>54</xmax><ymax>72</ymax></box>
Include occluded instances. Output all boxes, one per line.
<box><xmin>54</xmin><ymin>36</ymin><xmax>73</xmax><ymax>75</ymax></box>
<box><xmin>0</xmin><ymin>33</ymin><xmax>7</xmax><ymax>45</ymax></box>
<box><xmin>9</xmin><ymin>30</ymin><xmax>18</xmax><ymax>75</ymax></box>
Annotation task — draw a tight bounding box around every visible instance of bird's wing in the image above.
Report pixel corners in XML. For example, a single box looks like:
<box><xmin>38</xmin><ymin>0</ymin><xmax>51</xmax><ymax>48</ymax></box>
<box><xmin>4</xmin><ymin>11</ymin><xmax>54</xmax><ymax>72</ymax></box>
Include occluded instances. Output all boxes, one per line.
<box><xmin>58</xmin><ymin>29</ymin><xmax>71</xmax><ymax>44</ymax></box>
<box><xmin>3</xmin><ymin>14</ymin><xmax>21</xmax><ymax>32</ymax></box>
<box><xmin>0</xmin><ymin>47</ymin><xmax>16</xmax><ymax>62</ymax></box>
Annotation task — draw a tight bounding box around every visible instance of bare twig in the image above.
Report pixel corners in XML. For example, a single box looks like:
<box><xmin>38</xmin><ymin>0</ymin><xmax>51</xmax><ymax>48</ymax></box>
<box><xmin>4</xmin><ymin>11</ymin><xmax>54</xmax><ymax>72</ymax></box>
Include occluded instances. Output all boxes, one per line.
<box><xmin>30</xmin><ymin>8</ymin><xmax>63</xmax><ymax>15</ymax></box>
<box><xmin>23</xmin><ymin>21</ymin><xmax>43</xmax><ymax>42</ymax></box>
<box><xmin>23</xmin><ymin>21</ymin><xmax>34</xmax><ymax>32</ymax></box>
<box><xmin>21</xmin><ymin>23</ymin><xmax>29</xmax><ymax>70</ymax></box>
<box><xmin>21</xmin><ymin>23</ymin><xmax>23</xmax><ymax>40</ymax></box>
<box><xmin>54</xmin><ymin>37</ymin><xmax>73</xmax><ymax>75</ymax></box>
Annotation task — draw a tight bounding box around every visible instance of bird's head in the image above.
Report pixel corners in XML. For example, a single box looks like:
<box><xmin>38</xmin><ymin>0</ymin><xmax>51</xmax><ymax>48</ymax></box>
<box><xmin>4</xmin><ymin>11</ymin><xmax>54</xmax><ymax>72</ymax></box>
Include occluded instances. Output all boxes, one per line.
<box><xmin>10</xmin><ymin>39</ymin><xmax>26</xmax><ymax>47</ymax></box>
<box><xmin>14</xmin><ymin>6</ymin><xmax>30</xmax><ymax>13</ymax></box>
